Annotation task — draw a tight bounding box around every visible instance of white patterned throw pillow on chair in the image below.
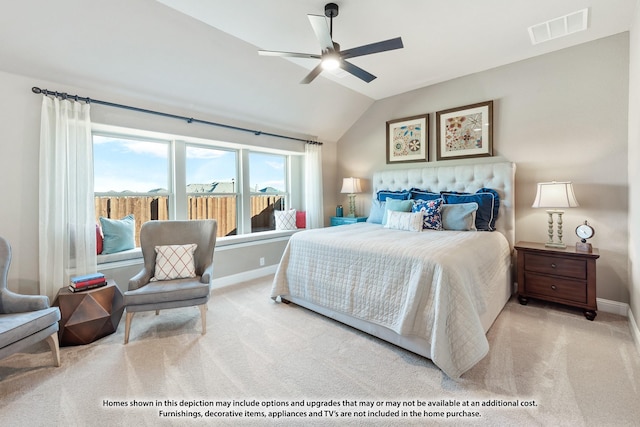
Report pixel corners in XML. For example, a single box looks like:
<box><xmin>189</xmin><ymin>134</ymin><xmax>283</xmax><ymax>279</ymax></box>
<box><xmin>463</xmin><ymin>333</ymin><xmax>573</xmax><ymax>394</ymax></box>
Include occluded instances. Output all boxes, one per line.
<box><xmin>154</xmin><ymin>244</ymin><xmax>197</xmax><ymax>280</ymax></box>
<box><xmin>274</xmin><ymin>209</ymin><xmax>298</xmax><ymax>230</ymax></box>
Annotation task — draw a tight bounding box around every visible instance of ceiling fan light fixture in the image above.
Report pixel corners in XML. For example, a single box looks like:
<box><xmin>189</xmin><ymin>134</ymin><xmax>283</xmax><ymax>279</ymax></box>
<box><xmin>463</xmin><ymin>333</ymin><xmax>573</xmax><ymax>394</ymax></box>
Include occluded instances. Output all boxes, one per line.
<box><xmin>321</xmin><ymin>54</ymin><xmax>340</xmax><ymax>70</ymax></box>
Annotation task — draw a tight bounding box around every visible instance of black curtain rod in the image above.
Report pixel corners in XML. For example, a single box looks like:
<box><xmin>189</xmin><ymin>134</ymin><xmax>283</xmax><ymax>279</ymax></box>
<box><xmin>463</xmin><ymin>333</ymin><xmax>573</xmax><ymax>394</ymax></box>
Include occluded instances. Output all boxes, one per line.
<box><xmin>31</xmin><ymin>87</ymin><xmax>322</xmax><ymax>145</ymax></box>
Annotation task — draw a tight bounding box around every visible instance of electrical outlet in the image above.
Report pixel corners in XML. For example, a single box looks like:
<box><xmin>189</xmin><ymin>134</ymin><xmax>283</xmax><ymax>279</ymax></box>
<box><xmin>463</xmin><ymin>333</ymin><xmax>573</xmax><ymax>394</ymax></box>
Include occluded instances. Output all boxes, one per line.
<box><xmin>259</xmin><ymin>257</ymin><xmax>265</xmax><ymax>266</ymax></box>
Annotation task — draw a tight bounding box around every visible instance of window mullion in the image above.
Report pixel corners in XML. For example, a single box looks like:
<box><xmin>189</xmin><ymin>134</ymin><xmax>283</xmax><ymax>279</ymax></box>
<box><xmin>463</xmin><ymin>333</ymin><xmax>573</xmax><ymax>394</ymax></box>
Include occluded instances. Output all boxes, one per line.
<box><xmin>173</xmin><ymin>140</ymin><xmax>187</xmax><ymax>220</ymax></box>
<box><xmin>238</xmin><ymin>149</ymin><xmax>251</xmax><ymax>234</ymax></box>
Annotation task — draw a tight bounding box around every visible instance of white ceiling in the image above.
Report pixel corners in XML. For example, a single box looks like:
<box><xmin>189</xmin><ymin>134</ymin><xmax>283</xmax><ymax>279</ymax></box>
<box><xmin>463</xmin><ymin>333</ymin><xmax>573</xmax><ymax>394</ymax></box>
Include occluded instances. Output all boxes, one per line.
<box><xmin>156</xmin><ymin>0</ymin><xmax>635</xmax><ymax>100</ymax></box>
<box><xmin>0</xmin><ymin>0</ymin><xmax>635</xmax><ymax>142</ymax></box>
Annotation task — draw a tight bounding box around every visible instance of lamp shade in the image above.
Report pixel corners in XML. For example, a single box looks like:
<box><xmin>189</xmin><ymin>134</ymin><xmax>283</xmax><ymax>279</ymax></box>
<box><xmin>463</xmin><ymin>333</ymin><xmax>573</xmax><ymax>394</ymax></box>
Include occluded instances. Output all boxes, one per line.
<box><xmin>341</xmin><ymin>177</ymin><xmax>362</xmax><ymax>194</ymax></box>
<box><xmin>531</xmin><ymin>181</ymin><xmax>579</xmax><ymax>208</ymax></box>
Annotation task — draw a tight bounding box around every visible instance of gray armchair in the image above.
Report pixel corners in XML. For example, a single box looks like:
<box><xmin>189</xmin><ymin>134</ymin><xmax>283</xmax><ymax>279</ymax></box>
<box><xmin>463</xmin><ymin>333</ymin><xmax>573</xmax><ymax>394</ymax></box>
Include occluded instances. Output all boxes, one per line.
<box><xmin>0</xmin><ymin>236</ymin><xmax>61</xmax><ymax>366</ymax></box>
<box><xmin>123</xmin><ymin>220</ymin><xmax>217</xmax><ymax>344</ymax></box>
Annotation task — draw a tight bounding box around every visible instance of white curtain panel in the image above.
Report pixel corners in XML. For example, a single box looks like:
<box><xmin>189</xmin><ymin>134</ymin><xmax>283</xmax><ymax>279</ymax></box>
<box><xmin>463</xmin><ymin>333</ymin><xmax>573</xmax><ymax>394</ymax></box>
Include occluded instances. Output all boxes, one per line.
<box><xmin>304</xmin><ymin>143</ymin><xmax>324</xmax><ymax>228</ymax></box>
<box><xmin>39</xmin><ymin>96</ymin><xmax>96</xmax><ymax>300</ymax></box>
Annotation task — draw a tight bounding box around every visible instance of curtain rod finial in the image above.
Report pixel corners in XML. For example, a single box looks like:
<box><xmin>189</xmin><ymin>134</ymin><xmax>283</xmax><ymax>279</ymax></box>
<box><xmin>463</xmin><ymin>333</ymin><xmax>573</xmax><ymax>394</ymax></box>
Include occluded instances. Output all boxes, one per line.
<box><xmin>32</xmin><ymin>87</ymin><xmax>42</xmax><ymax>94</ymax></box>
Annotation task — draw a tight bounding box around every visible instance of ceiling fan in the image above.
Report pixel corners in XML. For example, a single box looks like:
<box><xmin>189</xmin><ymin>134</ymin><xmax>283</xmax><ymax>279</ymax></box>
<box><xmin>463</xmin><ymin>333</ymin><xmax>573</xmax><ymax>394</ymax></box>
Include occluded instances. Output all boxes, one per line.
<box><xmin>258</xmin><ymin>2</ymin><xmax>403</xmax><ymax>84</ymax></box>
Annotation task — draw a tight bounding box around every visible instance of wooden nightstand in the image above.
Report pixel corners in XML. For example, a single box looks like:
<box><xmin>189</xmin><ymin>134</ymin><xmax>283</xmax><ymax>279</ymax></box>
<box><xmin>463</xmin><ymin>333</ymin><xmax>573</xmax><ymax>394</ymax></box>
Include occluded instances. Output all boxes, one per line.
<box><xmin>330</xmin><ymin>216</ymin><xmax>367</xmax><ymax>226</ymax></box>
<box><xmin>515</xmin><ymin>241</ymin><xmax>600</xmax><ymax>320</ymax></box>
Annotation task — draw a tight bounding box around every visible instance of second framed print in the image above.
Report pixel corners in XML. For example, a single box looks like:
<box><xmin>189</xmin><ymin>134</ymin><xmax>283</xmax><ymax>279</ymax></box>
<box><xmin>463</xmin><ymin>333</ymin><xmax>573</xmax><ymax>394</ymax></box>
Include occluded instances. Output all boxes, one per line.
<box><xmin>386</xmin><ymin>114</ymin><xmax>429</xmax><ymax>164</ymax></box>
<box><xmin>436</xmin><ymin>101</ymin><xmax>493</xmax><ymax>161</ymax></box>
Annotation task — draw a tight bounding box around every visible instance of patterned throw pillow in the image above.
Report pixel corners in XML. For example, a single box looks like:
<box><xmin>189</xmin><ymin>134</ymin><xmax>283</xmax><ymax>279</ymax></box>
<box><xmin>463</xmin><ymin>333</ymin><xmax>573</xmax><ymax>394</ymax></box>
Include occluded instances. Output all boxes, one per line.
<box><xmin>154</xmin><ymin>244</ymin><xmax>198</xmax><ymax>281</ymax></box>
<box><xmin>412</xmin><ymin>198</ymin><xmax>443</xmax><ymax>230</ymax></box>
<box><xmin>274</xmin><ymin>209</ymin><xmax>298</xmax><ymax>230</ymax></box>
<box><xmin>384</xmin><ymin>211</ymin><xmax>423</xmax><ymax>232</ymax></box>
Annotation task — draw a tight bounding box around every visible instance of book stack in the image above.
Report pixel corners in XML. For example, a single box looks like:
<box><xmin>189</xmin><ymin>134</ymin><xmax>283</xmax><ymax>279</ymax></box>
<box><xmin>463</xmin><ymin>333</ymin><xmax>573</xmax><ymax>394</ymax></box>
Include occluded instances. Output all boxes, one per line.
<box><xmin>69</xmin><ymin>273</ymin><xmax>107</xmax><ymax>292</ymax></box>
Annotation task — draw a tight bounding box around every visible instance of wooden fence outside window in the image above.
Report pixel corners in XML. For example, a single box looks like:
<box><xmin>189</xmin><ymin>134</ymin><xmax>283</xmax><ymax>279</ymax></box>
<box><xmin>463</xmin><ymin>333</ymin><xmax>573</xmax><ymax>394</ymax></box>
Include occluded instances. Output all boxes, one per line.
<box><xmin>95</xmin><ymin>194</ymin><xmax>283</xmax><ymax>246</ymax></box>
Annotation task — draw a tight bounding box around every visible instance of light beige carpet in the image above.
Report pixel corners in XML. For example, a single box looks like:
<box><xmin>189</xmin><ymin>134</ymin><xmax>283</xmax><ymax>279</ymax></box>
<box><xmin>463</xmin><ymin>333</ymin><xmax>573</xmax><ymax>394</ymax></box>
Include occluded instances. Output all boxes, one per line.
<box><xmin>0</xmin><ymin>275</ymin><xmax>639</xmax><ymax>426</ymax></box>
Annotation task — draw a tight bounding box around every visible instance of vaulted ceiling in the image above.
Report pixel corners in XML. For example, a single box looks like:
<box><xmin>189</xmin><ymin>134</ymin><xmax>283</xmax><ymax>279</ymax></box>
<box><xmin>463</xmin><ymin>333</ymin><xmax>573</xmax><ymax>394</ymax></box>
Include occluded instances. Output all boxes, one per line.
<box><xmin>0</xmin><ymin>0</ymin><xmax>635</xmax><ymax>142</ymax></box>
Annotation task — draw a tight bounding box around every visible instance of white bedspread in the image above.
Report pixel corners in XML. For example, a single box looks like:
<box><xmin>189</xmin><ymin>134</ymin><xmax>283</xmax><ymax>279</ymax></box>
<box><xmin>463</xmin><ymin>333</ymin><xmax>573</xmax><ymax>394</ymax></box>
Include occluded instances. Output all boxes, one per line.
<box><xmin>271</xmin><ymin>222</ymin><xmax>511</xmax><ymax>378</ymax></box>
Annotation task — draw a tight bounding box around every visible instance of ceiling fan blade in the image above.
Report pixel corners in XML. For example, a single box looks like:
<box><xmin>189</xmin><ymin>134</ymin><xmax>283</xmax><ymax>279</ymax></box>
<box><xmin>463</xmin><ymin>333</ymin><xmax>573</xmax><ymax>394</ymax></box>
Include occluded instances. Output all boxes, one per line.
<box><xmin>341</xmin><ymin>37</ymin><xmax>404</xmax><ymax>59</ymax></box>
<box><xmin>307</xmin><ymin>14</ymin><xmax>334</xmax><ymax>52</ymax></box>
<box><xmin>258</xmin><ymin>50</ymin><xmax>321</xmax><ymax>60</ymax></box>
<box><xmin>340</xmin><ymin>60</ymin><xmax>376</xmax><ymax>83</ymax></box>
<box><xmin>300</xmin><ymin>63</ymin><xmax>324</xmax><ymax>84</ymax></box>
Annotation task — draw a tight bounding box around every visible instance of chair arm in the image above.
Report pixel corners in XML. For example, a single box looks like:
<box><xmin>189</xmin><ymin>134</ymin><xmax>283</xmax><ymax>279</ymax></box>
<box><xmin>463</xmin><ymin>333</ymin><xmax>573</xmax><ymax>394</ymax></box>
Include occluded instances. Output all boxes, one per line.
<box><xmin>0</xmin><ymin>289</ymin><xmax>49</xmax><ymax>313</ymax></box>
<box><xmin>128</xmin><ymin>268</ymin><xmax>152</xmax><ymax>291</ymax></box>
<box><xmin>200</xmin><ymin>263</ymin><xmax>214</xmax><ymax>285</ymax></box>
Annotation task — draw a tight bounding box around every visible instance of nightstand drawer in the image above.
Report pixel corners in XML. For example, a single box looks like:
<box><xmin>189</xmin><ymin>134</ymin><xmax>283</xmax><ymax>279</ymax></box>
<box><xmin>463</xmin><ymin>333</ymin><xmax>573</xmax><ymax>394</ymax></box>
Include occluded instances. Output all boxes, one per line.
<box><xmin>524</xmin><ymin>253</ymin><xmax>586</xmax><ymax>279</ymax></box>
<box><xmin>524</xmin><ymin>272</ymin><xmax>587</xmax><ymax>304</ymax></box>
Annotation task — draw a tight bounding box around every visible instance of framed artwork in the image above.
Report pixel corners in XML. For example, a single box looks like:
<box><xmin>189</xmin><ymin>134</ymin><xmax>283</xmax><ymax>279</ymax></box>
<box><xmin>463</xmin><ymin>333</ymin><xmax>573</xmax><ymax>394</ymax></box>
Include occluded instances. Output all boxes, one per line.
<box><xmin>436</xmin><ymin>101</ymin><xmax>493</xmax><ymax>161</ymax></box>
<box><xmin>386</xmin><ymin>114</ymin><xmax>429</xmax><ymax>164</ymax></box>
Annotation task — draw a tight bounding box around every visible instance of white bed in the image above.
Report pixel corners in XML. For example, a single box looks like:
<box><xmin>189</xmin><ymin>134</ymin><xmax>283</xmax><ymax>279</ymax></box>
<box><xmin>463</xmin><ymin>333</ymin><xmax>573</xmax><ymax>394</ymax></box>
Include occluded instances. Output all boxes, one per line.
<box><xmin>271</xmin><ymin>161</ymin><xmax>515</xmax><ymax>378</ymax></box>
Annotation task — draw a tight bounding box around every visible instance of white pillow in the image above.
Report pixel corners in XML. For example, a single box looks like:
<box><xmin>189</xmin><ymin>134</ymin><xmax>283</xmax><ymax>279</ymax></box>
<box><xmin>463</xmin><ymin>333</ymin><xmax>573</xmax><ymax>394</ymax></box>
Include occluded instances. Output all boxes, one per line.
<box><xmin>274</xmin><ymin>209</ymin><xmax>298</xmax><ymax>230</ymax></box>
<box><xmin>154</xmin><ymin>244</ymin><xmax>198</xmax><ymax>280</ymax></box>
<box><xmin>384</xmin><ymin>211</ymin><xmax>423</xmax><ymax>232</ymax></box>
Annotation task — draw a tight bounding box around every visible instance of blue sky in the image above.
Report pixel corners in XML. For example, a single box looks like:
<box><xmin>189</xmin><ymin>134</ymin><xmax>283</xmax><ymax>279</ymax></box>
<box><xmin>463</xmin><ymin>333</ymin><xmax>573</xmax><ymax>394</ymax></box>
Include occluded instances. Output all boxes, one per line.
<box><xmin>93</xmin><ymin>135</ymin><xmax>285</xmax><ymax>193</ymax></box>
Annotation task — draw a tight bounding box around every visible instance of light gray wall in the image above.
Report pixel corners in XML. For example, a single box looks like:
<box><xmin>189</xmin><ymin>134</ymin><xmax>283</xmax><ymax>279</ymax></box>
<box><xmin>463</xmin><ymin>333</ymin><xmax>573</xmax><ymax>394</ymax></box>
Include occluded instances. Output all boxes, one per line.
<box><xmin>628</xmin><ymin>2</ymin><xmax>640</xmax><ymax>335</ymax></box>
<box><xmin>0</xmin><ymin>71</ymin><xmax>337</xmax><ymax>295</ymax></box>
<box><xmin>338</xmin><ymin>33</ymin><xmax>630</xmax><ymax>304</ymax></box>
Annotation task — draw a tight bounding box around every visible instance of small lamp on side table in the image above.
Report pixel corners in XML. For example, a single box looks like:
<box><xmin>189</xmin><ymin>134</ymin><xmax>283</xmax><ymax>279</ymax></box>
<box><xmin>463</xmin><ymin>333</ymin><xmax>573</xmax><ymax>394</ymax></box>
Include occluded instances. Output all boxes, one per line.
<box><xmin>531</xmin><ymin>181</ymin><xmax>579</xmax><ymax>249</ymax></box>
<box><xmin>341</xmin><ymin>177</ymin><xmax>362</xmax><ymax>218</ymax></box>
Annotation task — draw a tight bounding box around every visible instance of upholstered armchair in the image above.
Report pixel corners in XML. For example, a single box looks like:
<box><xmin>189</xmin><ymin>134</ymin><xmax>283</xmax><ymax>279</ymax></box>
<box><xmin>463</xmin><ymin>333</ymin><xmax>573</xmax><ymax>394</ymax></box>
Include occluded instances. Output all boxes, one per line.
<box><xmin>0</xmin><ymin>236</ymin><xmax>61</xmax><ymax>366</ymax></box>
<box><xmin>123</xmin><ymin>220</ymin><xmax>217</xmax><ymax>344</ymax></box>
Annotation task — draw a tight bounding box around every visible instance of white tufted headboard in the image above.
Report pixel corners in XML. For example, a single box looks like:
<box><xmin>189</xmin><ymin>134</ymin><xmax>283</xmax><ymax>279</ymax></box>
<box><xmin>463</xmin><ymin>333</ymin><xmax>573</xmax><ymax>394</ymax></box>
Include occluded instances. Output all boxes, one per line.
<box><xmin>371</xmin><ymin>161</ymin><xmax>516</xmax><ymax>250</ymax></box>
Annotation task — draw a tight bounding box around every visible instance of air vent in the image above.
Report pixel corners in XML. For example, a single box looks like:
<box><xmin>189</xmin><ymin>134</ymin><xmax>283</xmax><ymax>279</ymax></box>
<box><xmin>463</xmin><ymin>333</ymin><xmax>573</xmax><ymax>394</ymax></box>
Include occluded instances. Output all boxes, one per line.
<box><xmin>528</xmin><ymin>8</ymin><xmax>589</xmax><ymax>45</ymax></box>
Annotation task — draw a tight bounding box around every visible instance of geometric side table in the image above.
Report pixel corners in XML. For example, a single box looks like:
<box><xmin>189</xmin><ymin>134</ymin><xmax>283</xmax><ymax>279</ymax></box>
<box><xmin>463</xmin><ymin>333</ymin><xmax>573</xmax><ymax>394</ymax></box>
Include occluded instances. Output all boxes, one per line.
<box><xmin>53</xmin><ymin>280</ymin><xmax>124</xmax><ymax>346</ymax></box>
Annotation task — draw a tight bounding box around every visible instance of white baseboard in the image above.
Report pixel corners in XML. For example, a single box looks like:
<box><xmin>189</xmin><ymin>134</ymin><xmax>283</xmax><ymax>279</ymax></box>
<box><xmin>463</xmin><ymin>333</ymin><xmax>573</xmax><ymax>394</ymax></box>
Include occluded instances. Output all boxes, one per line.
<box><xmin>628</xmin><ymin>307</ymin><xmax>640</xmax><ymax>356</ymax></box>
<box><xmin>597</xmin><ymin>297</ymin><xmax>629</xmax><ymax>316</ymax></box>
<box><xmin>211</xmin><ymin>265</ymin><xmax>277</xmax><ymax>289</ymax></box>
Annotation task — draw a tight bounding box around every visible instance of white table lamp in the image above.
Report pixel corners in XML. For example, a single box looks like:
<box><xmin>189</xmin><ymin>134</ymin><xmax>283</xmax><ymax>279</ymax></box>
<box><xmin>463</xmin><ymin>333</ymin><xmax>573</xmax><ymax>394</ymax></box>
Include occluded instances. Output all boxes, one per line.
<box><xmin>532</xmin><ymin>181</ymin><xmax>579</xmax><ymax>248</ymax></box>
<box><xmin>341</xmin><ymin>177</ymin><xmax>362</xmax><ymax>217</ymax></box>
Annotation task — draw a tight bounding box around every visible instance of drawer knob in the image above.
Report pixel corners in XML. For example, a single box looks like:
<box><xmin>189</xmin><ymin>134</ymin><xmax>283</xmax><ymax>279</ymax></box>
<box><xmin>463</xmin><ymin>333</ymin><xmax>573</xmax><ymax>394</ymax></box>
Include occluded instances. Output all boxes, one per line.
<box><xmin>551</xmin><ymin>285</ymin><xmax>557</xmax><ymax>291</ymax></box>
<box><xmin>550</xmin><ymin>263</ymin><xmax>557</xmax><ymax>268</ymax></box>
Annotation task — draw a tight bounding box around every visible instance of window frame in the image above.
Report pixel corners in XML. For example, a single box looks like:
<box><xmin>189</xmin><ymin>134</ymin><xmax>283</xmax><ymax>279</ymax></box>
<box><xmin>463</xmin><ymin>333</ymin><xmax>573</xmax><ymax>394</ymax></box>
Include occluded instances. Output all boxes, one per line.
<box><xmin>184</xmin><ymin>142</ymin><xmax>240</xmax><ymax>236</ymax></box>
<box><xmin>248</xmin><ymin>150</ymin><xmax>290</xmax><ymax>234</ymax></box>
<box><xmin>92</xmin><ymin>123</ymin><xmax>303</xmax><ymax>243</ymax></box>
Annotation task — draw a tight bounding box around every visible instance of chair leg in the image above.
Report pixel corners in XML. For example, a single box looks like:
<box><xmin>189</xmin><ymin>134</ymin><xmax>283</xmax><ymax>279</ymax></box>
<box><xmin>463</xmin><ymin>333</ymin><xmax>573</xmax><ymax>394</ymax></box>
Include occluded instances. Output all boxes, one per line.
<box><xmin>124</xmin><ymin>311</ymin><xmax>135</xmax><ymax>344</ymax></box>
<box><xmin>199</xmin><ymin>304</ymin><xmax>207</xmax><ymax>335</ymax></box>
<box><xmin>155</xmin><ymin>310</ymin><xmax>160</xmax><ymax>315</ymax></box>
<box><xmin>45</xmin><ymin>332</ymin><xmax>61</xmax><ymax>367</ymax></box>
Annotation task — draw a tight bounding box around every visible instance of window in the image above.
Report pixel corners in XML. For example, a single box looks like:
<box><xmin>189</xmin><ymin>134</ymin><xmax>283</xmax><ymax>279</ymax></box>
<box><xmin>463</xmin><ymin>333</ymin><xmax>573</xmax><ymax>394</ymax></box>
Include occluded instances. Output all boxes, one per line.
<box><xmin>93</xmin><ymin>126</ymin><xmax>302</xmax><ymax>245</ymax></box>
<box><xmin>93</xmin><ymin>134</ymin><xmax>170</xmax><ymax>246</ymax></box>
<box><xmin>186</xmin><ymin>145</ymin><xmax>238</xmax><ymax>236</ymax></box>
<box><xmin>249</xmin><ymin>152</ymin><xmax>288</xmax><ymax>233</ymax></box>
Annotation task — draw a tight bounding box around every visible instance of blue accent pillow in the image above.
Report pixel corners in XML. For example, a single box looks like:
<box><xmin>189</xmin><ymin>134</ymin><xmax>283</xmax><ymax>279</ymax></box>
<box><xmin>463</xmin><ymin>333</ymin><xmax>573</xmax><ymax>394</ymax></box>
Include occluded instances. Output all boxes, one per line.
<box><xmin>412</xmin><ymin>198</ymin><xmax>443</xmax><ymax>230</ymax></box>
<box><xmin>376</xmin><ymin>189</ymin><xmax>410</xmax><ymax>202</ymax></box>
<box><xmin>382</xmin><ymin>198</ymin><xmax>414</xmax><ymax>225</ymax></box>
<box><xmin>409</xmin><ymin>188</ymin><xmax>441</xmax><ymax>201</ymax></box>
<box><xmin>366</xmin><ymin>199</ymin><xmax>386</xmax><ymax>224</ymax></box>
<box><xmin>441</xmin><ymin>188</ymin><xmax>499</xmax><ymax>231</ymax></box>
<box><xmin>441</xmin><ymin>202</ymin><xmax>478</xmax><ymax>231</ymax></box>
<box><xmin>99</xmin><ymin>214</ymin><xmax>135</xmax><ymax>254</ymax></box>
